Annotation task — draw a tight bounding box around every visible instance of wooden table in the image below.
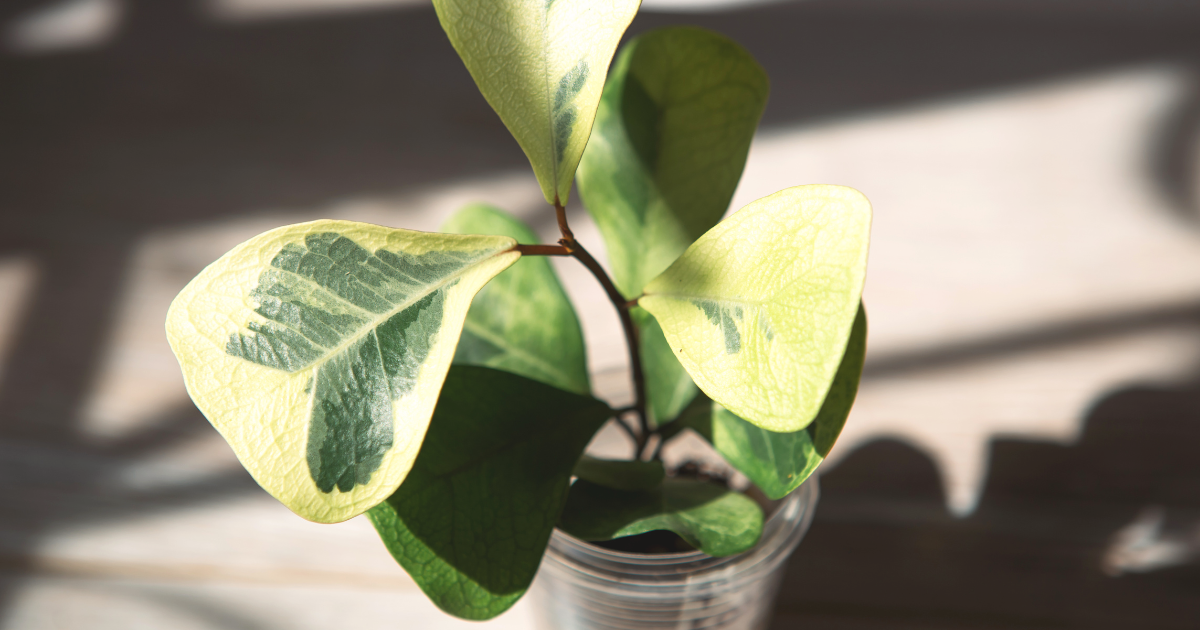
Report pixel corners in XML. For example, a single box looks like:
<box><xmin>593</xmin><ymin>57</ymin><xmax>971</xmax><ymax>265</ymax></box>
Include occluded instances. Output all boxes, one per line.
<box><xmin>1</xmin><ymin>1</ymin><xmax>1198</xmax><ymax>627</ymax></box>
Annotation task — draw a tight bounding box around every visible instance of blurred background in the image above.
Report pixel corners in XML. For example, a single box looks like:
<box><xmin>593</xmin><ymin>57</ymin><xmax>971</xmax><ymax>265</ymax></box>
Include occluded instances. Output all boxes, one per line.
<box><xmin>2</xmin><ymin>0</ymin><xmax>1200</xmax><ymax>627</ymax></box>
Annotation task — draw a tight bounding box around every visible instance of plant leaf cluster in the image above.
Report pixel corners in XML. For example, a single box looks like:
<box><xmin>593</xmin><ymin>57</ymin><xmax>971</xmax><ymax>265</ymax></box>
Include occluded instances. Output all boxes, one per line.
<box><xmin>165</xmin><ymin>4</ymin><xmax>871</xmax><ymax>621</ymax></box>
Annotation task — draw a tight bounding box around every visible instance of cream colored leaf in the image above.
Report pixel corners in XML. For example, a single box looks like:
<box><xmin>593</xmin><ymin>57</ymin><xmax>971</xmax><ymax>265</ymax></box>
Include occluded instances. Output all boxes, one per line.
<box><xmin>432</xmin><ymin>0</ymin><xmax>641</xmax><ymax>204</ymax></box>
<box><xmin>166</xmin><ymin>220</ymin><xmax>519</xmax><ymax>523</ymax></box>
<box><xmin>639</xmin><ymin>185</ymin><xmax>871</xmax><ymax>432</ymax></box>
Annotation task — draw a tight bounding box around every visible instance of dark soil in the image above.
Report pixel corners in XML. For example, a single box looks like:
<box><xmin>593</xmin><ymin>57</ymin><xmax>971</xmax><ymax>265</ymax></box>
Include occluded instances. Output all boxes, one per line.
<box><xmin>593</xmin><ymin>529</ymin><xmax>697</xmax><ymax>554</ymax></box>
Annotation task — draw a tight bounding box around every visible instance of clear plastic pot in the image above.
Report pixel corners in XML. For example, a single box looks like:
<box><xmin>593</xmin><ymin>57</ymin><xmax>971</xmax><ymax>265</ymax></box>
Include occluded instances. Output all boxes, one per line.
<box><xmin>529</xmin><ymin>478</ymin><xmax>819</xmax><ymax>630</ymax></box>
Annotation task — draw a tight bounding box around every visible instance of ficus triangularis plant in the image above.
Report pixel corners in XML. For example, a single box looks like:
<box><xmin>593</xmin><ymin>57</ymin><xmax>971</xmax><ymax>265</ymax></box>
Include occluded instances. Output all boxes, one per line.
<box><xmin>166</xmin><ymin>0</ymin><xmax>871</xmax><ymax>621</ymax></box>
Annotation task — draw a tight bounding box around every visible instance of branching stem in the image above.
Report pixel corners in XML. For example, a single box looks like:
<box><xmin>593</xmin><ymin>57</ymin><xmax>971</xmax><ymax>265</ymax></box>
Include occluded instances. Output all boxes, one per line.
<box><xmin>553</xmin><ymin>199</ymin><xmax>649</xmax><ymax>454</ymax></box>
<box><xmin>612</xmin><ymin>413</ymin><xmax>640</xmax><ymax>448</ymax></box>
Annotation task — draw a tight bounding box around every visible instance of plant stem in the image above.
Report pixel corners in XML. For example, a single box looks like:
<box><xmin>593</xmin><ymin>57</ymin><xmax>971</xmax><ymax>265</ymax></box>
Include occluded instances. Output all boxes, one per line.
<box><xmin>612</xmin><ymin>413</ymin><xmax>640</xmax><ymax>448</ymax></box>
<box><xmin>514</xmin><ymin>243</ymin><xmax>571</xmax><ymax>256</ymax></box>
<box><xmin>648</xmin><ymin>434</ymin><xmax>666</xmax><ymax>461</ymax></box>
<box><xmin>553</xmin><ymin>200</ymin><xmax>649</xmax><ymax>453</ymax></box>
<box><xmin>555</xmin><ymin>200</ymin><xmax>575</xmax><ymax>241</ymax></box>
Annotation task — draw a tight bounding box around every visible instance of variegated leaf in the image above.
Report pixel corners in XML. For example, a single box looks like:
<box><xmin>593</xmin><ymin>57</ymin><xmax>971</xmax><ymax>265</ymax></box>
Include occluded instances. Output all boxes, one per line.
<box><xmin>432</xmin><ymin>0</ymin><xmax>641</xmax><ymax>204</ymax></box>
<box><xmin>685</xmin><ymin>305</ymin><xmax>867</xmax><ymax>499</ymax></box>
<box><xmin>166</xmin><ymin>220</ymin><xmax>519</xmax><ymax>523</ymax></box>
<box><xmin>639</xmin><ymin>185</ymin><xmax>871</xmax><ymax>433</ymax></box>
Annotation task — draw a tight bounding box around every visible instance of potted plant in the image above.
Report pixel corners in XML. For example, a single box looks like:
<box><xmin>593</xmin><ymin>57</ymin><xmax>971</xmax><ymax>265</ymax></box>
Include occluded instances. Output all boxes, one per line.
<box><xmin>165</xmin><ymin>0</ymin><xmax>870</xmax><ymax>627</ymax></box>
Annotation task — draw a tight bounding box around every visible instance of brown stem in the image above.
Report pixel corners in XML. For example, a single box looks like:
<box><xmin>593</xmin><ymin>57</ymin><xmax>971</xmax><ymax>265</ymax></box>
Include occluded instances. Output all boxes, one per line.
<box><xmin>514</xmin><ymin>243</ymin><xmax>571</xmax><ymax>256</ymax></box>
<box><xmin>646</xmin><ymin>433</ymin><xmax>665</xmax><ymax>462</ymax></box>
<box><xmin>612</xmin><ymin>413</ymin><xmax>640</xmax><ymax>450</ymax></box>
<box><xmin>553</xmin><ymin>199</ymin><xmax>649</xmax><ymax>451</ymax></box>
<box><xmin>555</xmin><ymin>198</ymin><xmax>575</xmax><ymax>241</ymax></box>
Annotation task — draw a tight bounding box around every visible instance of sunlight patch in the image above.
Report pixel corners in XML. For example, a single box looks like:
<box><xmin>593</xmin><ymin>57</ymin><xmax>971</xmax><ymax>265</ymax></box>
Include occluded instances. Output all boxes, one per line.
<box><xmin>5</xmin><ymin>0</ymin><xmax>122</xmax><ymax>55</ymax></box>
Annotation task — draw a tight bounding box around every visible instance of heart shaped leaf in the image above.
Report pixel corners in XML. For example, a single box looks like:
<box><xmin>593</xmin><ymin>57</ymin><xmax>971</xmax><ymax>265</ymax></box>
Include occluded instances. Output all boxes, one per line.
<box><xmin>573</xmin><ymin>454</ymin><xmax>665</xmax><ymax>491</ymax></box>
<box><xmin>443</xmin><ymin>203</ymin><xmax>589</xmax><ymax>394</ymax></box>
<box><xmin>578</xmin><ymin>25</ymin><xmax>769</xmax><ymax>298</ymax></box>
<box><xmin>559</xmin><ymin>478</ymin><xmax>764</xmax><ymax>557</ymax></box>
<box><xmin>166</xmin><ymin>221</ymin><xmax>519</xmax><ymax>523</ymax></box>
<box><xmin>432</xmin><ymin>0</ymin><xmax>640</xmax><ymax>204</ymax></box>
<box><xmin>639</xmin><ymin>185</ymin><xmax>871</xmax><ymax>432</ymax></box>
<box><xmin>686</xmin><ymin>305</ymin><xmax>867</xmax><ymax>499</ymax></box>
<box><xmin>577</xmin><ymin>26</ymin><xmax>767</xmax><ymax>424</ymax></box>
<box><xmin>367</xmin><ymin>365</ymin><xmax>612</xmax><ymax>620</ymax></box>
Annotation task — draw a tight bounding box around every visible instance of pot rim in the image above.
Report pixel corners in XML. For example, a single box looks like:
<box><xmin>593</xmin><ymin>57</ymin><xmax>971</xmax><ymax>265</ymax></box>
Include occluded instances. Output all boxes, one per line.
<box><xmin>539</xmin><ymin>477</ymin><xmax>819</xmax><ymax>587</ymax></box>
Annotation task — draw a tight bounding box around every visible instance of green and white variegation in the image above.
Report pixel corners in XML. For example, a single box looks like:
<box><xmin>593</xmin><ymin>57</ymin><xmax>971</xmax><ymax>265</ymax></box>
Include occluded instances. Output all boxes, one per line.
<box><xmin>431</xmin><ymin>0</ymin><xmax>641</xmax><ymax>205</ymax></box>
<box><xmin>639</xmin><ymin>185</ymin><xmax>871</xmax><ymax>433</ymax></box>
<box><xmin>166</xmin><ymin>220</ymin><xmax>519</xmax><ymax>523</ymax></box>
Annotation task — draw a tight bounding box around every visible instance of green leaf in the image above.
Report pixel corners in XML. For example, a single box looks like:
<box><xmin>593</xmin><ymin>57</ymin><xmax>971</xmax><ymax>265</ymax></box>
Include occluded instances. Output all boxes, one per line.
<box><xmin>578</xmin><ymin>26</ymin><xmax>769</xmax><ymax>298</ymax></box>
<box><xmin>687</xmin><ymin>305</ymin><xmax>867</xmax><ymax>499</ymax></box>
<box><xmin>432</xmin><ymin>0</ymin><xmax>640</xmax><ymax>205</ymax></box>
<box><xmin>442</xmin><ymin>203</ymin><xmax>589</xmax><ymax>394</ymax></box>
<box><xmin>577</xmin><ymin>27</ymin><xmax>767</xmax><ymax>425</ymax></box>
<box><xmin>367</xmin><ymin>365</ymin><xmax>611</xmax><ymax>620</ymax></box>
<box><xmin>573</xmin><ymin>454</ymin><xmax>665</xmax><ymax>491</ymax></box>
<box><xmin>636</xmin><ymin>309</ymin><xmax>698</xmax><ymax>426</ymax></box>
<box><xmin>559</xmin><ymin>478</ymin><xmax>763</xmax><ymax>557</ymax></box>
<box><xmin>639</xmin><ymin>185</ymin><xmax>871</xmax><ymax>433</ymax></box>
<box><xmin>165</xmin><ymin>221</ymin><xmax>519</xmax><ymax>523</ymax></box>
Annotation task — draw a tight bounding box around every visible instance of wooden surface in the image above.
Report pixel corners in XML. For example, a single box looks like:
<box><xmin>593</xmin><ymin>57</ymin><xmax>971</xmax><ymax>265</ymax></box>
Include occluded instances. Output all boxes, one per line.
<box><xmin>2</xmin><ymin>1</ymin><xmax>1200</xmax><ymax>628</ymax></box>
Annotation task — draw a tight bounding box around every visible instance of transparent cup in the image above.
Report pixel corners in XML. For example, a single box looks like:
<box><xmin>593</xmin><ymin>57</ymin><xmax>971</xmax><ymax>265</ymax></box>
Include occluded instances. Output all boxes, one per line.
<box><xmin>529</xmin><ymin>478</ymin><xmax>819</xmax><ymax>630</ymax></box>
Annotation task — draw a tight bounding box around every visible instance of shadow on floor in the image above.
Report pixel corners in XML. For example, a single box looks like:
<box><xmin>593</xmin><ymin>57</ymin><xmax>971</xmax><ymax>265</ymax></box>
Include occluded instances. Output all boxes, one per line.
<box><xmin>1</xmin><ymin>0</ymin><xmax>1200</xmax><ymax>626</ymax></box>
<box><xmin>773</xmin><ymin>379</ymin><xmax>1200</xmax><ymax>629</ymax></box>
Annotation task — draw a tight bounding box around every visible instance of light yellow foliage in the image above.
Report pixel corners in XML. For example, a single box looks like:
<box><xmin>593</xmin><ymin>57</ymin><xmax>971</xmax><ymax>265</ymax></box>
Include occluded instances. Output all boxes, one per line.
<box><xmin>165</xmin><ymin>220</ymin><xmax>518</xmax><ymax>523</ymax></box>
<box><xmin>432</xmin><ymin>0</ymin><xmax>641</xmax><ymax>204</ymax></box>
<box><xmin>639</xmin><ymin>185</ymin><xmax>871</xmax><ymax>432</ymax></box>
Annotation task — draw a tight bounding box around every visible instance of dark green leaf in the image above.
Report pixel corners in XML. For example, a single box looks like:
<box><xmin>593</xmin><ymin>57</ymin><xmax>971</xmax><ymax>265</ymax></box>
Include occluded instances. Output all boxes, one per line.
<box><xmin>573</xmin><ymin>455</ymin><xmax>665</xmax><ymax>491</ymax></box>
<box><xmin>367</xmin><ymin>365</ymin><xmax>612</xmax><ymax>620</ymax></box>
<box><xmin>577</xmin><ymin>26</ymin><xmax>769</xmax><ymax>298</ymax></box>
<box><xmin>559</xmin><ymin>478</ymin><xmax>764</xmax><ymax>557</ymax></box>
<box><xmin>687</xmin><ymin>305</ymin><xmax>867</xmax><ymax>499</ymax></box>
<box><xmin>443</xmin><ymin>203</ymin><xmax>590</xmax><ymax>394</ymax></box>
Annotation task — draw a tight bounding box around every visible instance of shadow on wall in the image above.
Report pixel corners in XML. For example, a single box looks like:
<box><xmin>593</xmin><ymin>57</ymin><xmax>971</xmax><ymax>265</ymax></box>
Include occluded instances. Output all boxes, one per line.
<box><xmin>1153</xmin><ymin>68</ymin><xmax>1200</xmax><ymax>223</ymax></box>
<box><xmin>774</xmin><ymin>377</ymin><xmax>1200</xmax><ymax>629</ymax></box>
<box><xmin>1</xmin><ymin>0</ymin><xmax>1200</xmax><ymax>626</ymax></box>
